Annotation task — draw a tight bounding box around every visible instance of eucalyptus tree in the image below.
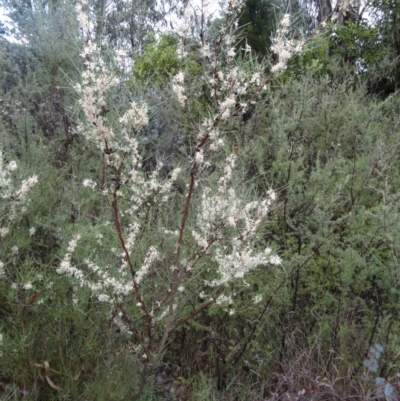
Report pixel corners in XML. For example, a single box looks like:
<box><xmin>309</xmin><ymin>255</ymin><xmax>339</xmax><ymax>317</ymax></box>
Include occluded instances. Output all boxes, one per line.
<box><xmin>93</xmin><ymin>0</ymin><xmax>189</xmax><ymax>54</ymax></box>
<box><xmin>368</xmin><ymin>0</ymin><xmax>400</xmax><ymax>94</ymax></box>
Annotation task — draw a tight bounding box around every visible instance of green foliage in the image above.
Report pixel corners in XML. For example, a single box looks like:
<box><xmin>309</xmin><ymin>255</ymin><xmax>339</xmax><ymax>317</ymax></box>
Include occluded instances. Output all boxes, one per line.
<box><xmin>133</xmin><ymin>33</ymin><xmax>203</xmax><ymax>90</ymax></box>
<box><xmin>285</xmin><ymin>21</ymin><xmax>386</xmax><ymax>80</ymax></box>
<box><xmin>227</xmin><ymin>66</ymin><xmax>400</xmax><ymax>386</ymax></box>
<box><xmin>2</xmin><ymin>0</ymin><xmax>400</xmax><ymax>400</ymax></box>
<box><xmin>133</xmin><ymin>33</ymin><xmax>181</xmax><ymax>88</ymax></box>
<box><xmin>238</xmin><ymin>0</ymin><xmax>276</xmax><ymax>58</ymax></box>
<box><xmin>282</xmin><ymin>11</ymin><xmax>400</xmax><ymax>97</ymax></box>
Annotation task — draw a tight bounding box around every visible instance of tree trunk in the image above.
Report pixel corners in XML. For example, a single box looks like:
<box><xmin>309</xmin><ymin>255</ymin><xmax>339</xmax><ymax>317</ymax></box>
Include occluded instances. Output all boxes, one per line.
<box><xmin>319</xmin><ymin>0</ymin><xmax>332</xmax><ymax>22</ymax></box>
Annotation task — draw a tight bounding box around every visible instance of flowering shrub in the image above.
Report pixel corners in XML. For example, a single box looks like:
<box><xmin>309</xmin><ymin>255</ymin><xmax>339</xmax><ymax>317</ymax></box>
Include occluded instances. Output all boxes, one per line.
<box><xmin>49</xmin><ymin>0</ymin><xmax>304</xmax><ymax>395</ymax></box>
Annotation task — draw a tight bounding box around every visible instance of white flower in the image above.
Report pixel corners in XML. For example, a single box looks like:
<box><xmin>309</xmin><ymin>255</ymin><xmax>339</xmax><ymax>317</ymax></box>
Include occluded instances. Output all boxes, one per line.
<box><xmin>11</xmin><ymin>246</ymin><xmax>18</xmax><ymax>254</ymax></box>
<box><xmin>216</xmin><ymin>294</ymin><xmax>232</xmax><ymax>305</ymax></box>
<box><xmin>244</xmin><ymin>43</ymin><xmax>251</xmax><ymax>53</ymax></box>
<box><xmin>67</xmin><ymin>234</ymin><xmax>81</xmax><ymax>253</ymax></box>
<box><xmin>270</xmin><ymin>13</ymin><xmax>303</xmax><ymax>75</ymax></box>
<box><xmin>227</xmin><ymin>47</ymin><xmax>236</xmax><ymax>58</ymax></box>
<box><xmin>200</xmin><ymin>44</ymin><xmax>211</xmax><ymax>58</ymax></box>
<box><xmin>19</xmin><ymin>175</ymin><xmax>38</xmax><ymax>199</ymax></box>
<box><xmin>23</xmin><ymin>282</ymin><xmax>33</xmax><ymax>290</ymax></box>
<box><xmin>29</xmin><ymin>227</ymin><xmax>36</xmax><ymax>236</ymax></box>
<box><xmin>174</xmin><ymin>71</ymin><xmax>185</xmax><ymax>84</ymax></box>
<box><xmin>225</xmin><ymin>0</ymin><xmax>244</xmax><ymax>11</ymax></box>
<box><xmin>253</xmin><ymin>294</ymin><xmax>262</xmax><ymax>304</ymax></box>
<box><xmin>98</xmin><ymin>294</ymin><xmax>110</xmax><ymax>302</ymax></box>
<box><xmin>0</xmin><ymin>227</ymin><xmax>9</xmax><ymax>237</ymax></box>
<box><xmin>7</xmin><ymin>161</ymin><xmax>18</xmax><ymax>172</ymax></box>
<box><xmin>219</xmin><ymin>94</ymin><xmax>236</xmax><ymax>119</ymax></box>
<box><xmin>227</xmin><ymin>216</ymin><xmax>236</xmax><ymax>227</ymax></box>
<box><xmin>57</xmin><ymin>259</ymin><xmax>71</xmax><ymax>275</ymax></box>
<box><xmin>135</xmin><ymin>246</ymin><xmax>159</xmax><ymax>284</ymax></box>
<box><xmin>83</xmin><ymin>179</ymin><xmax>97</xmax><ymax>189</ymax></box>
<box><xmin>267</xmin><ymin>189</ymin><xmax>276</xmax><ymax>201</ymax></box>
<box><xmin>119</xmin><ymin>102</ymin><xmax>149</xmax><ymax>131</ymax></box>
<box><xmin>271</xmin><ymin>61</ymin><xmax>287</xmax><ymax>74</ymax></box>
<box><xmin>281</xmin><ymin>13</ymin><xmax>290</xmax><ymax>28</ymax></box>
<box><xmin>269</xmin><ymin>255</ymin><xmax>282</xmax><ymax>265</ymax></box>
<box><xmin>172</xmin><ymin>72</ymin><xmax>187</xmax><ymax>107</ymax></box>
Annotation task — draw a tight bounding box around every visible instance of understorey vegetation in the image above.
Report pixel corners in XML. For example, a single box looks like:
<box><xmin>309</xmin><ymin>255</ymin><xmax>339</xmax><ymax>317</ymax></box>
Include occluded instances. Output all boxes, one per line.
<box><xmin>0</xmin><ymin>0</ymin><xmax>400</xmax><ymax>400</ymax></box>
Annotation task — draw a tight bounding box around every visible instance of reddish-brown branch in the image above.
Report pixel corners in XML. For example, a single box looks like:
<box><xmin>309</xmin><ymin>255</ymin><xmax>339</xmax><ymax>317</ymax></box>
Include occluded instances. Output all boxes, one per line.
<box><xmin>175</xmin><ymin>168</ymin><xmax>196</xmax><ymax>272</ymax></box>
<box><xmin>172</xmin><ymin>300</ymin><xmax>214</xmax><ymax>330</ymax></box>
<box><xmin>157</xmin><ymin>237</ymin><xmax>217</xmax><ymax>310</ymax></box>
<box><xmin>111</xmin><ymin>191</ymin><xmax>152</xmax><ymax>337</ymax></box>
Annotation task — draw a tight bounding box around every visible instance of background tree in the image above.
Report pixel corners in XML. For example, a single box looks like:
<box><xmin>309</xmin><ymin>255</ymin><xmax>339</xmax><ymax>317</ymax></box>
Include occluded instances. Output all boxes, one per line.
<box><xmin>238</xmin><ymin>0</ymin><xmax>277</xmax><ymax>57</ymax></box>
<box><xmin>95</xmin><ymin>0</ymin><xmax>189</xmax><ymax>54</ymax></box>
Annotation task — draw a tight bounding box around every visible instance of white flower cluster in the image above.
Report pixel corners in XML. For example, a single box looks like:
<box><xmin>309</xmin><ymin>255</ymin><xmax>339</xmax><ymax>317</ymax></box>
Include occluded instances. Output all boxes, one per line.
<box><xmin>75</xmin><ymin>68</ymin><xmax>118</xmax><ymax>144</ymax></box>
<box><xmin>154</xmin><ymin>303</ymin><xmax>177</xmax><ymax>322</ymax></box>
<box><xmin>119</xmin><ymin>101</ymin><xmax>149</xmax><ymax>131</ymax></box>
<box><xmin>56</xmin><ymin>238</ymin><xmax>158</xmax><ymax>307</ymax></box>
<box><xmin>0</xmin><ymin>151</ymin><xmax>18</xmax><ymax>198</ymax></box>
<box><xmin>211</xmin><ymin>65</ymin><xmax>263</xmax><ymax>122</ymax></box>
<box><xmin>108</xmin><ymin>161</ymin><xmax>181</xmax><ymax>282</ymax></box>
<box><xmin>75</xmin><ymin>1</ymin><xmax>168</xmax><ymax>213</ymax></box>
<box><xmin>19</xmin><ymin>176</ymin><xmax>39</xmax><ymax>199</ymax></box>
<box><xmin>0</xmin><ymin>152</ymin><xmax>38</xmax><ymax>239</ymax></box>
<box><xmin>270</xmin><ymin>14</ymin><xmax>302</xmax><ymax>74</ymax></box>
<box><xmin>64</xmin><ymin>3</ymin><xmax>184</xmax><ymax>305</ymax></box>
<box><xmin>191</xmin><ymin>153</ymin><xmax>281</xmax><ymax>287</ymax></box>
<box><xmin>120</xmin><ymin>160</ymin><xmax>182</xmax><ymax>232</ymax></box>
<box><xmin>23</xmin><ymin>282</ymin><xmax>34</xmax><ymax>290</ymax></box>
<box><xmin>57</xmin><ymin>234</ymin><xmax>133</xmax><ymax>302</ymax></box>
<box><xmin>135</xmin><ymin>246</ymin><xmax>159</xmax><ymax>284</ymax></box>
<box><xmin>75</xmin><ymin>0</ymin><xmax>90</xmax><ymax>32</ymax></box>
<box><xmin>189</xmin><ymin>11</ymin><xmax>267</xmax><ymax>157</ymax></box>
<box><xmin>172</xmin><ymin>72</ymin><xmax>187</xmax><ymax>107</ymax></box>
<box><xmin>75</xmin><ymin>1</ymin><xmax>120</xmax><ymax>145</ymax></box>
<box><xmin>179</xmin><ymin>4</ymin><xmax>193</xmax><ymax>41</ymax></box>
<box><xmin>215</xmin><ymin>294</ymin><xmax>232</xmax><ymax>305</ymax></box>
<box><xmin>207</xmin><ymin>245</ymin><xmax>280</xmax><ymax>287</ymax></box>
<box><xmin>82</xmin><ymin>178</ymin><xmax>97</xmax><ymax>189</ymax></box>
<box><xmin>176</xmin><ymin>3</ymin><xmax>195</xmax><ymax>60</ymax></box>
